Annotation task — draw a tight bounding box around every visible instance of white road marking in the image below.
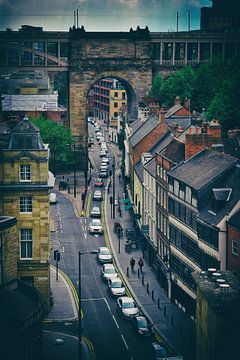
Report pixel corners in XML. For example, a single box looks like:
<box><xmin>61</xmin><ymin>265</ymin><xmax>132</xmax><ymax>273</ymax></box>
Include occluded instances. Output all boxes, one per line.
<box><xmin>84</xmin><ymin>232</ymin><xmax>87</xmax><ymax>240</ymax></box>
<box><xmin>112</xmin><ymin>315</ymin><xmax>120</xmax><ymax>329</ymax></box>
<box><xmin>103</xmin><ymin>298</ymin><xmax>111</xmax><ymax>311</ymax></box>
<box><xmin>121</xmin><ymin>334</ymin><xmax>129</xmax><ymax>350</ymax></box>
<box><xmin>62</xmin><ymin>246</ymin><xmax>65</xmax><ymax>253</ymax></box>
<box><xmin>60</xmin><ymin>230</ymin><xmax>63</xmax><ymax>234</ymax></box>
<box><xmin>60</xmin><ymin>222</ymin><xmax>63</xmax><ymax>229</ymax></box>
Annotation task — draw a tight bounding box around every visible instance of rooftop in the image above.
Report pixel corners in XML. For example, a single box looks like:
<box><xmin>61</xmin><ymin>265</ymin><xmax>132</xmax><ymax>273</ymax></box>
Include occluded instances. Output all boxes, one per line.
<box><xmin>160</xmin><ymin>137</ymin><xmax>185</xmax><ymax>164</ymax></box>
<box><xmin>168</xmin><ymin>148</ymin><xmax>238</xmax><ymax>190</ymax></box>
<box><xmin>129</xmin><ymin>115</ymin><xmax>159</xmax><ymax>147</ymax></box>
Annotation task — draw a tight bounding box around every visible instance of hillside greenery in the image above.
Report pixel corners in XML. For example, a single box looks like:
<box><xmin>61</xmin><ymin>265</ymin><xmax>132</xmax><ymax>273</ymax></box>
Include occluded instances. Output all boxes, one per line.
<box><xmin>149</xmin><ymin>57</ymin><xmax>240</xmax><ymax>134</ymax></box>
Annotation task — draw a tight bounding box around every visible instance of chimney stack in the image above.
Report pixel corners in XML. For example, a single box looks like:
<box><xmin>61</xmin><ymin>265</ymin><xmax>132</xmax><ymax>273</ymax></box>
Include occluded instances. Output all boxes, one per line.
<box><xmin>175</xmin><ymin>96</ymin><xmax>181</xmax><ymax>105</ymax></box>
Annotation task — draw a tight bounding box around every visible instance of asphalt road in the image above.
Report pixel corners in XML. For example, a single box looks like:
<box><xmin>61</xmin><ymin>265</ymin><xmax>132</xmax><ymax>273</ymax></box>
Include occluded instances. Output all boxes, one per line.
<box><xmin>49</xmin><ymin>123</ymin><xmax>156</xmax><ymax>360</ymax></box>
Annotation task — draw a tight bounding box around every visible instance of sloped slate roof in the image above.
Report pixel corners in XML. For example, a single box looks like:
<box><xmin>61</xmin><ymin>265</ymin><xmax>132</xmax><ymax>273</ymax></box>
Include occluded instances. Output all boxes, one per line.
<box><xmin>8</xmin><ymin>118</ymin><xmax>44</xmax><ymax>150</ymax></box>
<box><xmin>164</xmin><ymin>104</ymin><xmax>183</xmax><ymax>118</ymax></box>
<box><xmin>168</xmin><ymin>148</ymin><xmax>238</xmax><ymax>190</ymax></box>
<box><xmin>161</xmin><ymin>137</ymin><xmax>185</xmax><ymax>164</ymax></box>
<box><xmin>150</xmin><ymin>131</ymin><xmax>173</xmax><ymax>155</ymax></box>
<box><xmin>144</xmin><ymin>156</ymin><xmax>156</xmax><ymax>176</ymax></box>
<box><xmin>197</xmin><ymin>164</ymin><xmax>240</xmax><ymax>225</ymax></box>
<box><xmin>228</xmin><ymin>209</ymin><xmax>240</xmax><ymax>228</ymax></box>
<box><xmin>129</xmin><ymin>118</ymin><xmax>145</xmax><ymax>134</ymax></box>
<box><xmin>129</xmin><ymin>115</ymin><xmax>159</xmax><ymax>147</ymax></box>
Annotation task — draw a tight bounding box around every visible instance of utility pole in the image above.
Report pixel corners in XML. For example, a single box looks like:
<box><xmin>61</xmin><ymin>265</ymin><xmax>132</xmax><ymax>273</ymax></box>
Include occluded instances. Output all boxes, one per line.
<box><xmin>112</xmin><ymin>157</ymin><xmax>115</xmax><ymax>219</ymax></box>
<box><xmin>53</xmin><ymin>136</ymin><xmax>56</xmax><ymax>177</ymax></box>
<box><xmin>176</xmin><ymin>11</ymin><xmax>179</xmax><ymax>32</ymax></box>
<box><xmin>188</xmin><ymin>10</ymin><xmax>191</xmax><ymax>32</ymax></box>
<box><xmin>73</xmin><ymin>144</ymin><xmax>76</xmax><ymax>198</ymax></box>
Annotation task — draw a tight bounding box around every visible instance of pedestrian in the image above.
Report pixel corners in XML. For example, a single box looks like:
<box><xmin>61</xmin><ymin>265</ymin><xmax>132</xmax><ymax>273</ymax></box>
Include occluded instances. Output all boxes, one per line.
<box><xmin>138</xmin><ymin>258</ymin><xmax>144</xmax><ymax>273</ymax></box>
<box><xmin>130</xmin><ymin>258</ymin><xmax>135</xmax><ymax>270</ymax></box>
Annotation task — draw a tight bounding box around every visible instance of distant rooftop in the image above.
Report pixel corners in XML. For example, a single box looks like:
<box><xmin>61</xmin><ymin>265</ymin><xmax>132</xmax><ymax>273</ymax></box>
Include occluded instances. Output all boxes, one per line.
<box><xmin>168</xmin><ymin>148</ymin><xmax>238</xmax><ymax>190</ymax></box>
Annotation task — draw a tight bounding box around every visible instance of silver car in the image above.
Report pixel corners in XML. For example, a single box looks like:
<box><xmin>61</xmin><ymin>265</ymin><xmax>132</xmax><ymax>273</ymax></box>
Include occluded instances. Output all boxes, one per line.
<box><xmin>90</xmin><ymin>206</ymin><xmax>101</xmax><ymax>218</ymax></box>
<box><xmin>108</xmin><ymin>277</ymin><xmax>126</xmax><ymax>297</ymax></box>
<box><xmin>101</xmin><ymin>264</ymin><xmax>118</xmax><ymax>282</ymax></box>
<box><xmin>117</xmin><ymin>296</ymin><xmax>139</xmax><ymax>319</ymax></box>
<box><xmin>93</xmin><ymin>190</ymin><xmax>103</xmax><ymax>201</ymax></box>
<box><xmin>97</xmin><ymin>247</ymin><xmax>112</xmax><ymax>264</ymax></box>
<box><xmin>88</xmin><ymin>219</ymin><xmax>103</xmax><ymax>234</ymax></box>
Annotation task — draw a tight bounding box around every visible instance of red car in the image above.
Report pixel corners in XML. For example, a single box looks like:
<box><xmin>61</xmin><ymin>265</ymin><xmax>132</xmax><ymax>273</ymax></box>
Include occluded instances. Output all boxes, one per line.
<box><xmin>95</xmin><ymin>178</ymin><xmax>104</xmax><ymax>187</ymax></box>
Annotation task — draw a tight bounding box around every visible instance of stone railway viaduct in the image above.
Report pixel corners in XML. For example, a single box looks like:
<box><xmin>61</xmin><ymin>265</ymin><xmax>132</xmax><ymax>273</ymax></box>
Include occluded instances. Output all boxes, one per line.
<box><xmin>1</xmin><ymin>26</ymin><xmax>240</xmax><ymax>147</ymax></box>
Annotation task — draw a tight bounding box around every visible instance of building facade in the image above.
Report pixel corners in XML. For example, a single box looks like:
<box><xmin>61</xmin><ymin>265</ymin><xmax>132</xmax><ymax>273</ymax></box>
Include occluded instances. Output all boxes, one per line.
<box><xmin>0</xmin><ymin>118</ymin><xmax>51</xmax><ymax>311</ymax></box>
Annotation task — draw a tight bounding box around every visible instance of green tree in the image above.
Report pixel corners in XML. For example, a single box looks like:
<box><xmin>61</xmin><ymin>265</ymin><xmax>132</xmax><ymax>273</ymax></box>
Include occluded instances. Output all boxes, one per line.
<box><xmin>149</xmin><ymin>73</ymin><xmax>163</xmax><ymax>98</ymax></box>
<box><xmin>29</xmin><ymin>115</ymin><xmax>74</xmax><ymax>173</ymax></box>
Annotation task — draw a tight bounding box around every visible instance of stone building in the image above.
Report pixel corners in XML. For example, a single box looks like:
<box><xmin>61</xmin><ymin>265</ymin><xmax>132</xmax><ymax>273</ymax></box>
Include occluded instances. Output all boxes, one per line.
<box><xmin>193</xmin><ymin>270</ymin><xmax>240</xmax><ymax>360</ymax></box>
<box><xmin>0</xmin><ymin>117</ymin><xmax>51</xmax><ymax>311</ymax></box>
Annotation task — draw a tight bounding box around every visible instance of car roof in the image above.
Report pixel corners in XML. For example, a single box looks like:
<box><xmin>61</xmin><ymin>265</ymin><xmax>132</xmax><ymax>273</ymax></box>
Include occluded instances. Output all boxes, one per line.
<box><xmin>110</xmin><ymin>277</ymin><xmax>122</xmax><ymax>283</ymax></box>
<box><xmin>120</xmin><ymin>296</ymin><xmax>134</xmax><ymax>303</ymax></box>
<box><xmin>99</xmin><ymin>246</ymin><xmax>109</xmax><ymax>251</ymax></box>
<box><xmin>103</xmin><ymin>263</ymin><xmax>114</xmax><ymax>268</ymax></box>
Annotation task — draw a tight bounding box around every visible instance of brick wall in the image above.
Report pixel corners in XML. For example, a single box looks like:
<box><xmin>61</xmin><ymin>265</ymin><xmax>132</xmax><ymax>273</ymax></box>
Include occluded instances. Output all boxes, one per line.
<box><xmin>227</xmin><ymin>223</ymin><xmax>240</xmax><ymax>277</ymax></box>
<box><xmin>185</xmin><ymin>134</ymin><xmax>221</xmax><ymax>160</ymax></box>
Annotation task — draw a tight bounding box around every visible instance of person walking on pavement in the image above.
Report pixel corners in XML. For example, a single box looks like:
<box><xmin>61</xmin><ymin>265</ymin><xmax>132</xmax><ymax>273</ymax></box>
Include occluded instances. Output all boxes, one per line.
<box><xmin>130</xmin><ymin>258</ymin><xmax>135</xmax><ymax>271</ymax></box>
<box><xmin>138</xmin><ymin>258</ymin><xmax>144</xmax><ymax>273</ymax></box>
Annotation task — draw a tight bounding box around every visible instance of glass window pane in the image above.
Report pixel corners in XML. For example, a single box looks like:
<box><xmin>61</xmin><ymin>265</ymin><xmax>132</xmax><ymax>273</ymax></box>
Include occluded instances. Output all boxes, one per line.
<box><xmin>33</xmin><ymin>42</ymin><xmax>45</xmax><ymax>52</ymax></box>
<box><xmin>47</xmin><ymin>42</ymin><xmax>58</xmax><ymax>57</ymax></box>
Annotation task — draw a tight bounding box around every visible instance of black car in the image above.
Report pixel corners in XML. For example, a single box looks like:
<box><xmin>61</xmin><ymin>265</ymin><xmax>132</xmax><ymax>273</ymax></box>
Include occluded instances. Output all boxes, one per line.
<box><xmin>132</xmin><ymin>315</ymin><xmax>153</xmax><ymax>338</ymax></box>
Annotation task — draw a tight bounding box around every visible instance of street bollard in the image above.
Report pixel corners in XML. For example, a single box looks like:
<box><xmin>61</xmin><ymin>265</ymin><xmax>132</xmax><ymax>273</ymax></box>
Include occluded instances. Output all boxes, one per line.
<box><xmin>164</xmin><ymin>305</ymin><xmax>167</xmax><ymax>318</ymax></box>
<box><xmin>141</xmin><ymin>275</ymin><xmax>144</xmax><ymax>285</ymax></box>
<box><xmin>171</xmin><ymin>315</ymin><xmax>174</xmax><ymax>327</ymax></box>
<box><xmin>158</xmin><ymin>298</ymin><xmax>161</xmax><ymax>310</ymax></box>
<box><xmin>127</xmin><ymin>267</ymin><xmax>129</xmax><ymax>277</ymax></box>
<box><xmin>147</xmin><ymin>283</ymin><xmax>149</xmax><ymax>293</ymax></box>
<box><xmin>152</xmin><ymin>290</ymin><xmax>154</xmax><ymax>301</ymax></box>
<box><xmin>137</xmin><ymin>268</ymin><xmax>140</xmax><ymax>278</ymax></box>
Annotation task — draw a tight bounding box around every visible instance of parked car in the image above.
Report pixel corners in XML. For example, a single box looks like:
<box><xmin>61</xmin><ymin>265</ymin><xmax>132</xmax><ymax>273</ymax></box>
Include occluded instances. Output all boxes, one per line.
<box><xmin>100</xmin><ymin>164</ymin><xmax>108</xmax><ymax>172</ymax></box>
<box><xmin>150</xmin><ymin>342</ymin><xmax>168</xmax><ymax>360</ymax></box>
<box><xmin>49</xmin><ymin>193</ymin><xmax>57</xmax><ymax>204</ymax></box>
<box><xmin>116</xmin><ymin>296</ymin><xmax>139</xmax><ymax>319</ymax></box>
<box><xmin>108</xmin><ymin>277</ymin><xmax>126</xmax><ymax>297</ymax></box>
<box><xmin>90</xmin><ymin>206</ymin><xmax>101</xmax><ymax>218</ymax></box>
<box><xmin>95</xmin><ymin>126</ymin><xmax>101</xmax><ymax>132</ymax></box>
<box><xmin>99</xmin><ymin>171</ymin><xmax>108</xmax><ymax>178</ymax></box>
<box><xmin>100</xmin><ymin>150</ymin><xmax>107</xmax><ymax>157</ymax></box>
<box><xmin>101</xmin><ymin>264</ymin><xmax>118</xmax><ymax>282</ymax></box>
<box><xmin>96</xmin><ymin>133</ymin><xmax>103</xmax><ymax>140</ymax></box>
<box><xmin>93</xmin><ymin>190</ymin><xmax>103</xmax><ymax>201</ymax></box>
<box><xmin>88</xmin><ymin>219</ymin><xmax>103</xmax><ymax>234</ymax></box>
<box><xmin>131</xmin><ymin>315</ymin><xmax>153</xmax><ymax>338</ymax></box>
<box><xmin>95</xmin><ymin>178</ymin><xmax>104</xmax><ymax>187</ymax></box>
<box><xmin>97</xmin><ymin>247</ymin><xmax>112</xmax><ymax>264</ymax></box>
<box><xmin>102</xmin><ymin>157</ymin><xmax>109</xmax><ymax>164</ymax></box>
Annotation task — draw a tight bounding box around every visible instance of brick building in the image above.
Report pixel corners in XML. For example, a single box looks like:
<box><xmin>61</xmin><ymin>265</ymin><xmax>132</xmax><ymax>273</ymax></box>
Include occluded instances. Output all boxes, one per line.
<box><xmin>227</xmin><ymin>209</ymin><xmax>240</xmax><ymax>279</ymax></box>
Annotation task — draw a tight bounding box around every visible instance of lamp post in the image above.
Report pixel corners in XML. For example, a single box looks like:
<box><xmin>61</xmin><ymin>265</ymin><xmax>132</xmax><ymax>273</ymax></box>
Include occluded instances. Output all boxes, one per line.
<box><xmin>78</xmin><ymin>250</ymin><xmax>98</xmax><ymax>360</ymax></box>
<box><xmin>73</xmin><ymin>144</ymin><xmax>76</xmax><ymax>198</ymax></box>
<box><xmin>112</xmin><ymin>157</ymin><xmax>115</xmax><ymax>218</ymax></box>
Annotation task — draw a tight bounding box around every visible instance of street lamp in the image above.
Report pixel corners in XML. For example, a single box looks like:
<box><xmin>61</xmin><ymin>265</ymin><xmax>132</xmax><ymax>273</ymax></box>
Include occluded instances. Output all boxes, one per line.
<box><xmin>78</xmin><ymin>250</ymin><xmax>98</xmax><ymax>360</ymax></box>
<box><xmin>112</xmin><ymin>157</ymin><xmax>115</xmax><ymax>218</ymax></box>
<box><xmin>73</xmin><ymin>144</ymin><xmax>76</xmax><ymax>198</ymax></box>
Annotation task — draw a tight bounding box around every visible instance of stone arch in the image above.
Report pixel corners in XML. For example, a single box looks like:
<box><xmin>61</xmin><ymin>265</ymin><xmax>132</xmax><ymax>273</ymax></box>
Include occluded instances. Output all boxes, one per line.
<box><xmin>69</xmin><ymin>68</ymin><xmax>152</xmax><ymax>145</ymax></box>
<box><xmin>86</xmin><ymin>72</ymin><xmax>138</xmax><ymax>123</ymax></box>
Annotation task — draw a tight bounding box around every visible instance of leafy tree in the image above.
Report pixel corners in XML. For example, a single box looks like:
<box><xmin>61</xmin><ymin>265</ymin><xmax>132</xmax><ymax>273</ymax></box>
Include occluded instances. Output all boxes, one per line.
<box><xmin>149</xmin><ymin>73</ymin><xmax>163</xmax><ymax>98</ymax></box>
<box><xmin>29</xmin><ymin>115</ymin><xmax>74</xmax><ymax>173</ymax></box>
<box><xmin>53</xmin><ymin>72</ymin><xmax>68</xmax><ymax>107</ymax></box>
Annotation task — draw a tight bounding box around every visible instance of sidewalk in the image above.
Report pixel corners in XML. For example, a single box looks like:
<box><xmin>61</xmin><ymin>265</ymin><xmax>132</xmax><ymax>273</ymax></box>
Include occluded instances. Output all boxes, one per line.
<box><xmin>104</xmin><ymin>143</ymin><xmax>196</xmax><ymax>360</ymax></box>
<box><xmin>43</xmin><ymin>266</ymin><xmax>92</xmax><ymax>360</ymax></box>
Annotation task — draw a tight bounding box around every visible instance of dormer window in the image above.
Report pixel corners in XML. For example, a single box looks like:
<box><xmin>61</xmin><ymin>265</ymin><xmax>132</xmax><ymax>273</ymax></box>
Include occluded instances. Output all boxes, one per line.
<box><xmin>19</xmin><ymin>164</ymin><xmax>31</xmax><ymax>181</ymax></box>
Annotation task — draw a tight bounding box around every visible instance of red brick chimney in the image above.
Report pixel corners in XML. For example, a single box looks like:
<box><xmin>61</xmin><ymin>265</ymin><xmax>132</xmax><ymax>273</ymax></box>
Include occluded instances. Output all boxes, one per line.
<box><xmin>184</xmin><ymin>98</ymin><xmax>189</xmax><ymax>110</ymax></box>
<box><xmin>206</xmin><ymin>119</ymin><xmax>221</xmax><ymax>138</ymax></box>
<box><xmin>175</xmin><ymin>96</ymin><xmax>181</xmax><ymax>105</ymax></box>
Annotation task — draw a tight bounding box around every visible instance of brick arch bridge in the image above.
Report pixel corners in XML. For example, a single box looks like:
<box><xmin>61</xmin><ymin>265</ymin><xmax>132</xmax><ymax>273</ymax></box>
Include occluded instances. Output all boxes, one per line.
<box><xmin>69</xmin><ymin>27</ymin><xmax>152</xmax><ymax>144</ymax></box>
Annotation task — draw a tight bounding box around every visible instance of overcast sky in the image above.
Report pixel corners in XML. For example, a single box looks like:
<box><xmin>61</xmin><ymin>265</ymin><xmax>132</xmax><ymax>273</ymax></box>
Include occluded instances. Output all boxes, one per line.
<box><xmin>0</xmin><ymin>0</ymin><xmax>211</xmax><ymax>32</ymax></box>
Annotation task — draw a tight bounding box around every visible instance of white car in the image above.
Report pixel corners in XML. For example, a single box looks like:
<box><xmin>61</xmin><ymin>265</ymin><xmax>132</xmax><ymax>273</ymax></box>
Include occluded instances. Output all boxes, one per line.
<box><xmin>90</xmin><ymin>206</ymin><xmax>101</xmax><ymax>218</ymax></box>
<box><xmin>101</xmin><ymin>264</ymin><xmax>118</xmax><ymax>282</ymax></box>
<box><xmin>88</xmin><ymin>219</ymin><xmax>103</xmax><ymax>234</ymax></box>
<box><xmin>97</xmin><ymin>247</ymin><xmax>112</xmax><ymax>264</ymax></box>
<box><xmin>96</xmin><ymin>133</ymin><xmax>103</xmax><ymax>140</ymax></box>
<box><xmin>100</xmin><ymin>164</ymin><xmax>108</xmax><ymax>172</ymax></box>
<box><xmin>100</xmin><ymin>150</ymin><xmax>107</xmax><ymax>157</ymax></box>
<box><xmin>49</xmin><ymin>193</ymin><xmax>57</xmax><ymax>204</ymax></box>
<box><xmin>117</xmin><ymin>296</ymin><xmax>139</xmax><ymax>319</ymax></box>
<box><xmin>108</xmin><ymin>277</ymin><xmax>126</xmax><ymax>297</ymax></box>
<box><xmin>102</xmin><ymin>157</ymin><xmax>109</xmax><ymax>164</ymax></box>
<box><xmin>93</xmin><ymin>190</ymin><xmax>103</xmax><ymax>201</ymax></box>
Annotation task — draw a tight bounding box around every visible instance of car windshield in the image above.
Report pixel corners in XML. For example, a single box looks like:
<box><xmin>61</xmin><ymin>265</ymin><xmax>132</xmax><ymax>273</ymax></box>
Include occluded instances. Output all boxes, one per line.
<box><xmin>105</xmin><ymin>268</ymin><xmax>116</xmax><ymax>274</ymax></box>
<box><xmin>96</xmin><ymin>179</ymin><xmax>102</xmax><ymax>182</ymax></box>
<box><xmin>92</xmin><ymin>219</ymin><xmax>101</xmax><ymax>225</ymax></box>
<box><xmin>112</xmin><ymin>281</ymin><xmax>123</xmax><ymax>288</ymax></box>
<box><xmin>100</xmin><ymin>249</ymin><xmax>110</xmax><ymax>255</ymax></box>
<box><xmin>123</xmin><ymin>301</ymin><xmax>136</xmax><ymax>309</ymax></box>
<box><xmin>138</xmin><ymin>318</ymin><xmax>148</xmax><ymax>327</ymax></box>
